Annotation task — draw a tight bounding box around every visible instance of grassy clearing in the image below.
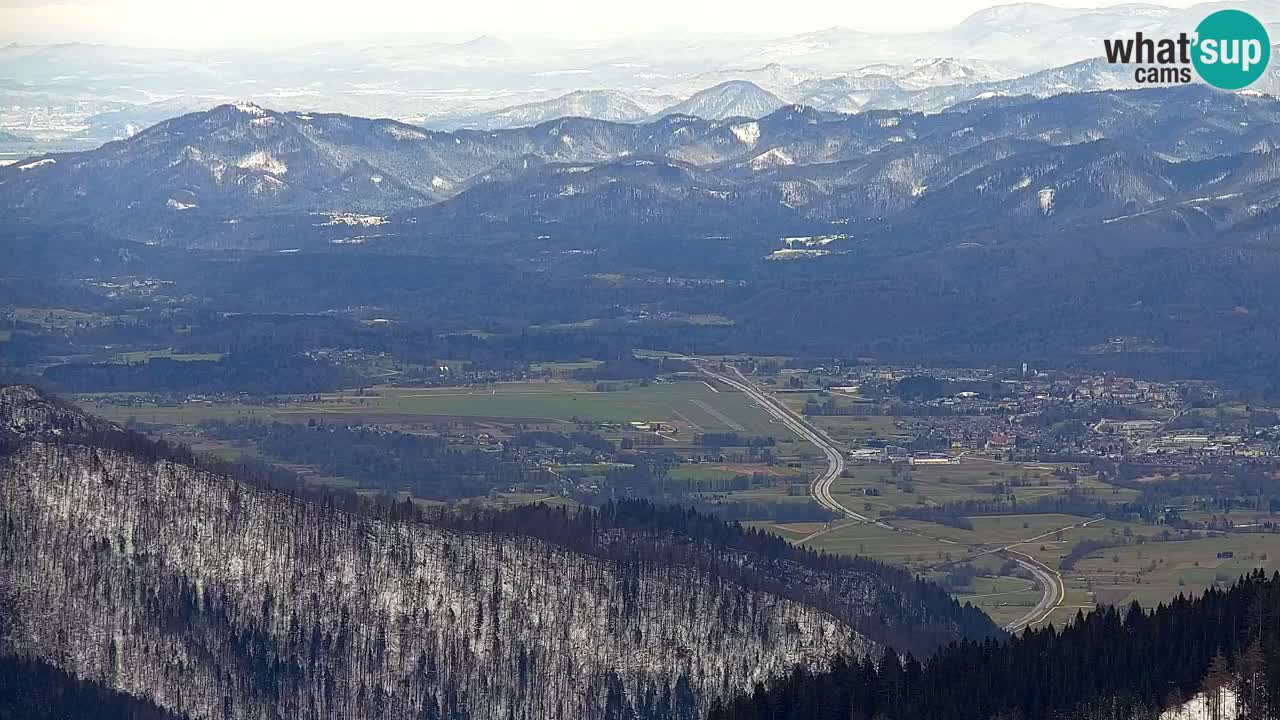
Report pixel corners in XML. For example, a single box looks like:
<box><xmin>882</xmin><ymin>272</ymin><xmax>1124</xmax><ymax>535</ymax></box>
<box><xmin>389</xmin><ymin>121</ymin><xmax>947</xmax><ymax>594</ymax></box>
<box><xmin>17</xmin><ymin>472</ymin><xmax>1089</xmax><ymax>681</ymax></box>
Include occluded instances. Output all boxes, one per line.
<box><xmin>476</xmin><ymin>492</ymin><xmax>580</xmax><ymax>510</ymax></box>
<box><xmin>12</xmin><ymin>307</ymin><xmax>107</xmax><ymax>328</ymax></box>
<box><xmin>800</xmin><ymin>521</ymin><xmax>972</xmax><ymax>566</ymax></box>
<box><xmin>1067</xmin><ymin>533</ymin><xmax>1280</xmax><ymax>611</ymax></box>
<box><xmin>695</xmin><ymin>484</ymin><xmax>816</xmax><ymax>508</ymax></box>
<box><xmin>895</xmin><ymin>513</ymin><xmax>1097</xmax><ymax>549</ymax></box>
<box><xmin>829</xmin><ymin>461</ymin><xmax>1056</xmax><ymax>515</ymax></box>
<box><xmin>826</xmin><ymin>460</ymin><xmax>1130</xmax><ymax>519</ymax></box>
<box><xmin>669</xmin><ymin>463</ymin><xmax>806</xmax><ymax>483</ymax></box>
<box><xmin>333</xmin><ymin>381</ymin><xmax>789</xmax><ymax>434</ymax></box>
<box><xmin>741</xmin><ymin>521</ymin><xmax>823</xmax><ymax>541</ymax></box>
<box><xmin>951</xmin><ymin>575</ymin><xmax>1042</xmax><ymax>628</ymax></box>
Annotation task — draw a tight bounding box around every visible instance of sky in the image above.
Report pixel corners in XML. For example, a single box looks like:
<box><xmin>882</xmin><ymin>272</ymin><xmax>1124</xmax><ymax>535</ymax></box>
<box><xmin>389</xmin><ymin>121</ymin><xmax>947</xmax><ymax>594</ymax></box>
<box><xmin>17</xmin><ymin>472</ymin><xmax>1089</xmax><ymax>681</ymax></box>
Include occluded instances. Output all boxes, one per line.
<box><xmin>0</xmin><ymin>0</ymin><xmax>1204</xmax><ymax>48</ymax></box>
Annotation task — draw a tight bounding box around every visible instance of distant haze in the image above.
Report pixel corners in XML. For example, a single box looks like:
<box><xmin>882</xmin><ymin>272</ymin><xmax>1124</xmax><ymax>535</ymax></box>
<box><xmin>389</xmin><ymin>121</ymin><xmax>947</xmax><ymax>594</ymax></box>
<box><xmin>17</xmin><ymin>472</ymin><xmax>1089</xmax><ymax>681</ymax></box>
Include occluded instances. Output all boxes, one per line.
<box><xmin>1</xmin><ymin>0</ymin><xmax>1203</xmax><ymax>49</ymax></box>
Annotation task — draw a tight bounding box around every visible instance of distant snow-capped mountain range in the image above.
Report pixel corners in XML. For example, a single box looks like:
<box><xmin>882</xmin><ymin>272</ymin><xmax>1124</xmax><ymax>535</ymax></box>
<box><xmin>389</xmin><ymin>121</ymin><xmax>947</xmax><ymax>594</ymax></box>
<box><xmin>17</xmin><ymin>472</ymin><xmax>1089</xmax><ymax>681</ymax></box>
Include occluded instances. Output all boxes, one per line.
<box><xmin>6</xmin><ymin>0</ymin><xmax>1280</xmax><ymax>147</ymax></box>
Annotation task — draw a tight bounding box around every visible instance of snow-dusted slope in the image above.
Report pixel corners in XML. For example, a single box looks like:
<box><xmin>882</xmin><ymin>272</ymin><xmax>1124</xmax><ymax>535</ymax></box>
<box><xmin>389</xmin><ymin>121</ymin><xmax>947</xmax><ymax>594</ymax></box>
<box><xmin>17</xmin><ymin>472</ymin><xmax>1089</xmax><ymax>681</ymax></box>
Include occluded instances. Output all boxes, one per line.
<box><xmin>0</xmin><ymin>387</ymin><xmax>878</xmax><ymax>720</ymax></box>
<box><xmin>657</xmin><ymin>81</ymin><xmax>788</xmax><ymax>121</ymax></box>
<box><xmin>659</xmin><ymin>63</ymin><xmax>823</xmax><ymax>102</ymax></box>
<box><xmin>896</xmin><ymin>58</ymin><xmax>1015</xmax><ymax>89</ymax></box>
<box><xmin>1160</xmin><ymin>688</ymin><xmax>1239</xmax><ymax>719</ymax></box>
<box><xmin>453</xmin><ymin>90</ymin><xmax>658</xmax><ymax>130</ymax></box>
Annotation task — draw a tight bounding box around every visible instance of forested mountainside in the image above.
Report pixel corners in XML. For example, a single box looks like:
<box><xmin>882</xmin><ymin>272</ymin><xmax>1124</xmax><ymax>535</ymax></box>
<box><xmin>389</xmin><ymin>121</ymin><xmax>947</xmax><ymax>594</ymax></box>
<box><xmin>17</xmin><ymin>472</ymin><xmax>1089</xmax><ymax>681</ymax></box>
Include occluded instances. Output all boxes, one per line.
<box><xmin>711</xmin><ymin>571</ymin><xmax>1280</xmax><ymax>720</ymax></box>
<box><xmin>0</xmin><ymin>655</ymin><xmax>186</xmax><ymax>720</ymax></box>
<box><xmin>0</xmin><ymin>385</ymin><xmax>991</xmax><ymax>719</ymax></box>
<box><xmin>5</xmin><ymin>85</ymin><xmax>1279</xmax><ymax>252</ymax></box>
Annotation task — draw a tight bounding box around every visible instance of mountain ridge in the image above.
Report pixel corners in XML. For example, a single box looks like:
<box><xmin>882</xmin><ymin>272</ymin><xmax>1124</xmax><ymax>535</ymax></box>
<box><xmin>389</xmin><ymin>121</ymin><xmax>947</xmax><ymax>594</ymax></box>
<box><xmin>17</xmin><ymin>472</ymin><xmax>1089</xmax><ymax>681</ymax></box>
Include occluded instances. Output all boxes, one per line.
<box><xmin>0</xmin><ymin>385</ymin><xmax>997</xmax><ymax>720</ymax></box>
<box><xmin>3</xmin><ymin>85</ymin><xmax>1278</xmax><ymax>255</ymax></box>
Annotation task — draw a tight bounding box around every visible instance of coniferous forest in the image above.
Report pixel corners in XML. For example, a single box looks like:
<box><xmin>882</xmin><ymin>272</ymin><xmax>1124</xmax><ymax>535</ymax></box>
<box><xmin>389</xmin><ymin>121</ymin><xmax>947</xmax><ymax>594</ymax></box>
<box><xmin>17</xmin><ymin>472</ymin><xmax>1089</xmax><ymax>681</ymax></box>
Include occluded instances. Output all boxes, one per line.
<box><xmin>0</xmin><ymin>654</ymin><xmax>186</xmax><ymax>720</ymax></box>
<box><xmin>710</xmin><ymin>570</ymin><xmax>1280</xmax><ymax>720</ymax></box>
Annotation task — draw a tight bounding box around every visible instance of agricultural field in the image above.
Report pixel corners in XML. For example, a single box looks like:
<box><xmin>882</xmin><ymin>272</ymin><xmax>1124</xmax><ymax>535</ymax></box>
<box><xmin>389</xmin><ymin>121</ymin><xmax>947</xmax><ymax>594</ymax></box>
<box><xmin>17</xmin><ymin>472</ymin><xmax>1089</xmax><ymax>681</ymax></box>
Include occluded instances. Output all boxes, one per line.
<box><xmin>826</xmin><ymin>460</ymin><xmax>1096</xmax><ymax>517</ymax></box>
<box><xmin>669</xmin><ymin>463</ymin><xmax>806</xmax><ymax>484</ymax></box>
<box><xmin>1059</xmin><ymin>532</ymin><xmax>1280</xmax><ymax>613</ymax></box>
<box><xmin>800</xmin><ymin>520</ymin><xmax>971</xmax><ymax>566</ymax></box>
<box><xmin>808</xmin><ymin>414</ymin><xmax>910</xmax><ymax>445</ymax></box>
<box><xmin>79</xmin><ymin>379</ymin><xmax>797</xmax><ymax>437</ymax></box>
<box><xmin>694</xmin><ymin>483</ymin><xmax>817</xmax><ymax>509</ymax></box>
<box><xmin>895</xmin><ymin>513</ymin><xmax>1103</xmax><ymax>549</ymax></box>
<box><xmin>950</xmin><ymin>573</ymin><xmax>1043</xmax><ymax>628</ymax></box>
<box><xmin>743</xmin><ymin>521</ymin><xmax>825</xmax><ymax>542</ymax></box>
<box><xmin>12</xmin><ymin>307</ymin><xmax>110</xmax><ymax>328</ymax></box>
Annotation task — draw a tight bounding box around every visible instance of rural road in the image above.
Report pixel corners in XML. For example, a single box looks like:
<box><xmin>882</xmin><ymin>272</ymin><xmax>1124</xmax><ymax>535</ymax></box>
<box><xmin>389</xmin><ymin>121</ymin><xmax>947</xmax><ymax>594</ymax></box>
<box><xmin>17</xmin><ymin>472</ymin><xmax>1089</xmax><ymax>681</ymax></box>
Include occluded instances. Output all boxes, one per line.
<box><xmin>694</xmin><ymin>362</ymin><xmax>1087</xmax><ymax>634</ymax></box>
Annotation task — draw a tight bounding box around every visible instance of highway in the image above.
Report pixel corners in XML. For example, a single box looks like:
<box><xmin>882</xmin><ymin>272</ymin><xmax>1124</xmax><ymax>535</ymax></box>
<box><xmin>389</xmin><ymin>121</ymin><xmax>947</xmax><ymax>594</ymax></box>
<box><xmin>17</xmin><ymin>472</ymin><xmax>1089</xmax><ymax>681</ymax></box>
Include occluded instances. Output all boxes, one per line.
<box><xmin>696</xmin><ymin>364</ymin><xmax>877</xmax><ymax>524</ymax></box>
<box><xmin>695</xmin><ymin>362</ymin><xmax>1087</xmax><ymax>633</ymax></box>
<box><xmin>1001</xmin><ymin>549</ymin><xmax>1064</xmax><ymax>633</ymax></box>
<box><xmin>997</xmin><ymin>516</ymin><xmax>1103</xmax><ymax>632</ymax></box>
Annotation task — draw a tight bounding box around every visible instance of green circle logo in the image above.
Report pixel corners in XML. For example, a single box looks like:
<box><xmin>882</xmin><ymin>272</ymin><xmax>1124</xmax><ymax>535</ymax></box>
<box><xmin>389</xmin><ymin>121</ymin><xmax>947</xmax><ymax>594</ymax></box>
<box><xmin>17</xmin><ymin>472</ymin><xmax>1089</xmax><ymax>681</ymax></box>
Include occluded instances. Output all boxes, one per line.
<box><xmin>1192</xmin><ymin>9</ymin><xmax>1271</xmax><ymax>90</ymax></box>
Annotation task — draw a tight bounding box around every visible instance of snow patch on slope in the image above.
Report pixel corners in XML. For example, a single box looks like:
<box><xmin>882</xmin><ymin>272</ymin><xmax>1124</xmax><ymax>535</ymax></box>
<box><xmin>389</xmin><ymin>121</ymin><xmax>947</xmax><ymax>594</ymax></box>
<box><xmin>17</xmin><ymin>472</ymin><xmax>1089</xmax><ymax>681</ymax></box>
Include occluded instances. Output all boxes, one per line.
<box><xmin>730</xmin><ymin>121</ymin><xmax>761</xmax><ymax>147</ymax></box>
<box><xmin>384</xmin><ymin>125</ymin><xmax>428</xmax><ymax>141</ymax></box>
<box><xmin>750</xmin><ymin>148</ymin><xmax>794</xmax><ymax>171</ymax></box>
<box><xmin>232</xmin><ymin>102</ymin><xmax>267</xmax><ymax>117</ymax></box>
<box><xmin>320</xmin><ymin>212</ymin><xmax>387</xmax><ymax>227</ymax></box>
<box><xmin>236</xmin><ymin>150</ymin><xmax>287</xmax><ymax>175</ymax></box>
<box><xmin>17</xmin><ymin>158</ymin><xmax>55</xmax><ymax>171</ymax></box>
<box><xmin>1037</xmin><ymin>187</ymin><xmax>1055</xmax><ymax>215</ymax></box>
<box><xmin>1160</xmin><ymin>689</ymin><xmax>1237</xmax><ymax>719</ymax></box>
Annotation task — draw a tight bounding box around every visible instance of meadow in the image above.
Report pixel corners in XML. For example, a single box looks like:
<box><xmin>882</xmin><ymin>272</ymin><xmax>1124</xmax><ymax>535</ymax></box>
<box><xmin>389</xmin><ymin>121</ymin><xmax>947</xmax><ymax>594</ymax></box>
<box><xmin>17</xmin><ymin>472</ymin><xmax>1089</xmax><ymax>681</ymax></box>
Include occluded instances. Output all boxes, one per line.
<box><xmin>79</xmin><ymin>379</ymin><xmax>795</xmax><ymax>437</ymax></box>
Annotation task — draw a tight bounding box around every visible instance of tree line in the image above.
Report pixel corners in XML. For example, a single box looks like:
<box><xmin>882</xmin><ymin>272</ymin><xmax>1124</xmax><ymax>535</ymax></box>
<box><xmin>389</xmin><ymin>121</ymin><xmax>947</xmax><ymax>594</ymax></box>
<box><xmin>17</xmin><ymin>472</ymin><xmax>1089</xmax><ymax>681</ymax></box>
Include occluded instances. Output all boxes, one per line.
<box><xmin>710</xmin><ymin>569</ymin><xmax>1280</xmax><ymax>720</ymax></box>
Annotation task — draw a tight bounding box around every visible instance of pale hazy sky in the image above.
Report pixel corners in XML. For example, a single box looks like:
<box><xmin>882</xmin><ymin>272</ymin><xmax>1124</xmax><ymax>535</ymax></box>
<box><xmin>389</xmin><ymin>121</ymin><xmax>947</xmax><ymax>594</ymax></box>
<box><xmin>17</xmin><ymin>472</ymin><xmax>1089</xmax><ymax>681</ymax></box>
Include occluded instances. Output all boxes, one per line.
<box><xmin>0</xmin><ymin>0</ymin><xmax>1202</xmax><ymax>49</ymax></box>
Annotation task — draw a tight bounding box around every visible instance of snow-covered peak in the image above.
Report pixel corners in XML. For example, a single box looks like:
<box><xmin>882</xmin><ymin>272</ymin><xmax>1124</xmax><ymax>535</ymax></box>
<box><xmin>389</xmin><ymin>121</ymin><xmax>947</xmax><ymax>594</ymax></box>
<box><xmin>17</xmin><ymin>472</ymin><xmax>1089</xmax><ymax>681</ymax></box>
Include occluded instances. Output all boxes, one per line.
<box><xmin>658</xmin><ymin>80</ymin><xmax>787</xmax><ymax>121</ymax></box>
<box><xmin>230</xmin><ymin>101</ymin><xmax>267</xmax><ymax>117</ymax></box>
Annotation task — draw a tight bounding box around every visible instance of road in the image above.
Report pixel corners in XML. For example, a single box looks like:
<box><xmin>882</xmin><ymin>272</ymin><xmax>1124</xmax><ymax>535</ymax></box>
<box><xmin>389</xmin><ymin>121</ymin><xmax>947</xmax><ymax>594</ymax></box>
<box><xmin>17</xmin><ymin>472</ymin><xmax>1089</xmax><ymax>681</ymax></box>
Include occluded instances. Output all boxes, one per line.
<box><xmin>1000</xmin><ymin>549</ymin><xmax>1064</xmax><ymax>632</ymax></box>
<box><xmin>696</xmin><ymin>364</ymin><xmax>878</xmax><ymax>525</ymax></box>
<box><xmin>997</xmin><ymin>516</ymin><xmax>1104</xmax><ymax>632</ymax></box>
<box><xmin>694</xmin><ymin>362</ymin><xmax>1090</xmax><ymax>634</ymax></box>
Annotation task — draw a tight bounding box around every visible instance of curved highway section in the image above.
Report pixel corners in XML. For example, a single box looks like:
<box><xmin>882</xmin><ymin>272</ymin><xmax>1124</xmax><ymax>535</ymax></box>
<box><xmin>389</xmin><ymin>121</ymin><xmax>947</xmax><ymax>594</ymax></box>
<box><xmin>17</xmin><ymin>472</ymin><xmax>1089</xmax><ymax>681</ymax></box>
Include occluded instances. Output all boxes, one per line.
<box><xmin>695</xmin><ymin>362</ymin><xmax>1072</xmax><ymax>633</ymax></box>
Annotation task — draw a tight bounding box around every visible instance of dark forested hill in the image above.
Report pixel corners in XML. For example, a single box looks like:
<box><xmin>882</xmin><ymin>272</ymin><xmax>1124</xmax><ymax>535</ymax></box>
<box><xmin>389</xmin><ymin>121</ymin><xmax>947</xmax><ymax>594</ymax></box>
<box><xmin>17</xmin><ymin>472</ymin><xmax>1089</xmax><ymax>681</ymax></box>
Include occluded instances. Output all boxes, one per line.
<box><xmin>710</xmin><ymin>570</ymin><xmax>1280</xmax><ymax>720</ymax></box>
<box><xmin>0</xmin><ymin>385</ymin><xmax>994</xmax><ymax>720</ymax></box>
<box><xmin>0</xmin><ymin>655</ymin><xmax>188</xmax><ymax>720</ymax></box>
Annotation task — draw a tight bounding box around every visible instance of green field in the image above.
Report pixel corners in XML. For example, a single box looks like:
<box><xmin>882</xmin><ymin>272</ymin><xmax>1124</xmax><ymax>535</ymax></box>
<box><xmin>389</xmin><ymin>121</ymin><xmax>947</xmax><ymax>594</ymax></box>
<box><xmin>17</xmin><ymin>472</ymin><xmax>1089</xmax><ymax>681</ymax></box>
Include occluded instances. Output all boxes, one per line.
<box><xmin>743</xmin><ymin>521</ymin><xmax>825</xmax><ymax>542</ymax></box>
<box><xmin>828</xmin><ymin>460</ymin><xmax>1090</xmax><ymax>517</ymax></box>
<box><xmin>810</xmin><ymin>414</ymin><xmax>910</xmax><ymax>444</ymax></box>
<box><xmin>670</xmin><ymin>463</ymin><xmax>807</xmax><ymax>484</ymax></box>
<box><xmin>78</xmin><ymin>379</ymin><xmax>796</xmax><ymax>437</ymax></box>
<box><xmin>13</xmin><ymin>307</ymin><xmax>108</xmax><ymax>328</ymax></box>
<box><xmin>895</xmin><ymin>513</ymin><xmax>1100</xmax><ymax>549</ymax></box>
<box><xmin>951</xmin><ymin>575</ymin><xmax>1043</xmax><ymax>628</ymax></box>
<box><xmin>800</xmin><ymin>521</ymin><xmax>972</xmax><ymax>565</ymax></box>
<box><xmin>1066</xmin><ymin>532</ymin><xmax>1280</xmax><ymax>611</ymax></box>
